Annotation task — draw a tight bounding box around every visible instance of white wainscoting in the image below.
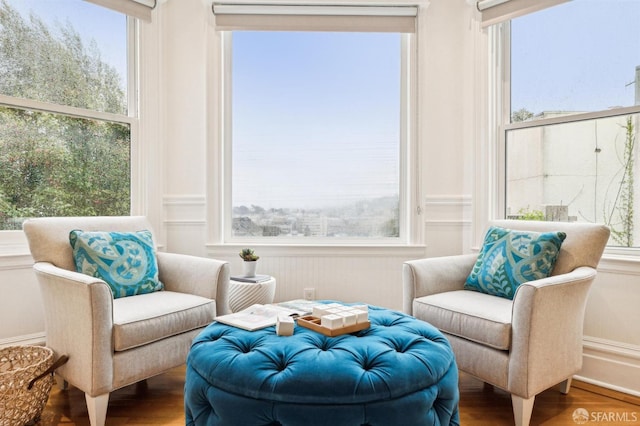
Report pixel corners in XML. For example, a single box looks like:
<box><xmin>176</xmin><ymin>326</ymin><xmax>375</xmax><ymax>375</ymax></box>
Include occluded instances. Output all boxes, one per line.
<box><xmin>207</xmin><ymin>245</ymin><xmax>427</xmax><ymax>311</ymax></box>
<box><xmin>577</xmin><ymin>337</ymin><xmax>640</xmax><ymax>397</ymax></box>
<box><xmin>0</xmin><ymin>253</ymin><xmax>46</xmax><ymax>347</ymax></box>
<box><xmin>576</xmin><ymin>257</ymin><xmax>640</xmax><ymax>396</ymax></box>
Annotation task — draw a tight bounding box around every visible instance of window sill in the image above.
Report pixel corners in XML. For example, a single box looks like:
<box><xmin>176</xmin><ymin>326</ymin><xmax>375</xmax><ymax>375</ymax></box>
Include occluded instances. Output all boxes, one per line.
<box><xmin>0</xmin><ymin>250</ymin><xmax>33</xmax><ymax>270</ymax></box>
<box><xmin>206</xmin><ymin>243</ymin><xmax>427</xmax><ymax>258</ymax></box>
<box><xmin>0</xmin><ymin>230</ymin><xmax>32</xmax><ymax>268</ymax></box>
<box><xmin>599</xmin><ymin>253</ymin><xmax>640</xmax><ymax>275</ymax></box>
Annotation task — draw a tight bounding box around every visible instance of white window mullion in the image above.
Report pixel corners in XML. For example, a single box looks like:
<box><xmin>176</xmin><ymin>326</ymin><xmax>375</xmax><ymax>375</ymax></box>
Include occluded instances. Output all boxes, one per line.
<box><xmin>478</xmin><ymin>0</ymin><xmax>569</xmax><ymax>27</ymax></box>
<box><xmin>221</xmin><ymin>32</ymin><xmax>234</xmax><ymax>244</ymax></box>
<box><xmin>0</xmin><ymin>94</ymin><xmax>133</xmax><ymax>125</ymax></box>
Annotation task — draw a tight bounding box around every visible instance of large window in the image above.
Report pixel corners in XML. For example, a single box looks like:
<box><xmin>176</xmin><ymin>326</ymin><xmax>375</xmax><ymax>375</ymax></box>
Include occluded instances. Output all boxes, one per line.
<box><xmin>218</xmin><ymin>5</ymin><xmax>416</xmax><ymax>243</ymax></box>
<box><xmin>500</xmin><ymin>0</ymin><xmax>640</xmax><ymax>248</ymax></box>
<box><xmin>0</xmin><ymin>0</ymin><xmax>133</xmax><ymax>230</ymax></box>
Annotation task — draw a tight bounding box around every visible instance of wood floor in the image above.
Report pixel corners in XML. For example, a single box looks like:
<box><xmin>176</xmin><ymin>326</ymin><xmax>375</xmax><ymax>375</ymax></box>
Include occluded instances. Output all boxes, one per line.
<box><xmin>38</xmin><ymin>367</ymin><xmax>639</xmax><ymax>425</ymax></box>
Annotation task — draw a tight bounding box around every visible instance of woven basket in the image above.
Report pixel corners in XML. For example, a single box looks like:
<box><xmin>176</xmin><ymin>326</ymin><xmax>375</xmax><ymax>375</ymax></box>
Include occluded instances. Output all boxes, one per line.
<box><xmin>0</xmin><ymin>346</ymin><xmax>58</xmax><ymax>426</ymax></box>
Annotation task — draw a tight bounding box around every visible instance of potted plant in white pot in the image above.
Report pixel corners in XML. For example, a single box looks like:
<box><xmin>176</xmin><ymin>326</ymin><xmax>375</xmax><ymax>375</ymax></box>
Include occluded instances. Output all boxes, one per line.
<box><xmin>239</xmin><ymin>248</ymin><xmax>259</xmax><ymax>277</ymax></box>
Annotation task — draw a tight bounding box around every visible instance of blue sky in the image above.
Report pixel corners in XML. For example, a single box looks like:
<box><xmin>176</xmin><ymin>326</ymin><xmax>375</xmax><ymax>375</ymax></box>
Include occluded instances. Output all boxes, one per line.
<box><xmin>511</xmin><ymin>0</ymin><xmax>640</xmax><ymax>114</ymax></box>
<box><xmin>231</xmin><ymin>31</ymin><xmax>401</xmax><ymax>209</ymax></box>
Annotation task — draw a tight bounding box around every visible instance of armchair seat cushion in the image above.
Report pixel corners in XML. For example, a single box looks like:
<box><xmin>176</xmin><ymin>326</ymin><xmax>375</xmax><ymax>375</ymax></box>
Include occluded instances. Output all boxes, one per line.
<box><xmin>113</xmin><ymin>291</ymin><xmax>215</xmax><ymax>351</ymax></box>
<box><xmin>414</xmin><ymin>290</ymin><xmax>513</xmax><ymax>350</ymax></box>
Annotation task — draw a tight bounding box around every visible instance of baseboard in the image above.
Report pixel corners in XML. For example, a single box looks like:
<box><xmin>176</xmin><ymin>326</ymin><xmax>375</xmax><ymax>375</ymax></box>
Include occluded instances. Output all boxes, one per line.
<box><xmin>572</xmin><ymin>379</ymin><xmax>640</xmax><ymax>406</ymax></box>
<box><xmin>575</xmin><ymin>336</ymin><xmax>640</xmax><ymax>398</ymax></box>
<box><xmin>0</xmin><ymin>332</ymin><xmax>46</xmax><ymax>348</ymax></box>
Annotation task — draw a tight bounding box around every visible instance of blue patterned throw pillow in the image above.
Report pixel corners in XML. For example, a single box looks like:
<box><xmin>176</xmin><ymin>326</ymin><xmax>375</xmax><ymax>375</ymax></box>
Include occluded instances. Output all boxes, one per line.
<box><xmin>69</xmin><ymin>230</ymin><xmax>163</xmax><ymax>298</ymax></box>
<box><xmin>464</xmin><ymin>226</ymin><xmax>566</xmax><ymax>300</ymax></box>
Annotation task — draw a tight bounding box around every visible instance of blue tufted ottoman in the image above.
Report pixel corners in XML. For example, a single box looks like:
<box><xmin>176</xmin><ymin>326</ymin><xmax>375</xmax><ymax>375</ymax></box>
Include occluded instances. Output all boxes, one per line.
<box><xmin>185</xmin><ymin>304</ymin><xmax>459</xmax><ymax>426</ymax></box>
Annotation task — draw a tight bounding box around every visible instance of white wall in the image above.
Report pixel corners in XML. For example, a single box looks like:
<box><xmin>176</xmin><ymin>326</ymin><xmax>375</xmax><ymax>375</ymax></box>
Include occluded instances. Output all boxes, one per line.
<box><xmin>1</xmin><ymin>0</ymin><xmax>638</xmax><ymax>399</ymax></box>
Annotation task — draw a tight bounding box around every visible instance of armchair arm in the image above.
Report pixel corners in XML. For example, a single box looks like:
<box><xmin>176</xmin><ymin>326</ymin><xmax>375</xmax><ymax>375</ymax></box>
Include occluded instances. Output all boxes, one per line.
<box><xmin>403</xmin><ymin>253</ymin><xmax>478</xmax><ymax>315</ymax></box>
<box><xmin>156</xmin><ymin>252</ymin><xmax>231</xmax><ymax>316</ymax></box>
<box><xmin>508</xmin><ymin>266</ymin><xmax>597</xmax><ymax>398</ymax></box>
<box><xmin>33</xmin><ymin>262</ymin><xmax>114</xmax><ymax>396</ymax></box>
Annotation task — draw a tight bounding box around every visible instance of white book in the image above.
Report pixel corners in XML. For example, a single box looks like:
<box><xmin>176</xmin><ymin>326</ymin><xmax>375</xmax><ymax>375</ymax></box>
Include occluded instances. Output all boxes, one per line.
<box><xmin>215</xmin><ymin>304</ymin><xmax>294</xmax><ymax>331</ymax></box>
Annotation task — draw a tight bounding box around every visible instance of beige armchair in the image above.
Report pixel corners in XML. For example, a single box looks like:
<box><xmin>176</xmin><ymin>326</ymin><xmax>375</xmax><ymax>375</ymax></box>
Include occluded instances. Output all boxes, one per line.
<box><xmin>23</xmin><ymin>216</ymin><xmax>230</xmax><ymax>426</ymax></box>
<box><xmin>403</xmin><ymin>220</ymin><xmax>609</xmax><ymax>426</ymax></box>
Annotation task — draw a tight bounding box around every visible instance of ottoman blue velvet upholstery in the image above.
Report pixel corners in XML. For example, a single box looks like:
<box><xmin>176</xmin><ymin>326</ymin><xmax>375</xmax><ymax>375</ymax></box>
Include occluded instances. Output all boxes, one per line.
<box><xmin>185</xmin><ymin>304</ymin><xmax>459</xmax><ymax>426</ymax></box>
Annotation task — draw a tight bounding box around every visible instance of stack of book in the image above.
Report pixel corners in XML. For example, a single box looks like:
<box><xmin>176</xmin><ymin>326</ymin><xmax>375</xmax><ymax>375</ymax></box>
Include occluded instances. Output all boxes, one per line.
<box><xmin>230</xmin><ymin>274</ymin><xmax>272</xmax><ymax>283</ymax></box>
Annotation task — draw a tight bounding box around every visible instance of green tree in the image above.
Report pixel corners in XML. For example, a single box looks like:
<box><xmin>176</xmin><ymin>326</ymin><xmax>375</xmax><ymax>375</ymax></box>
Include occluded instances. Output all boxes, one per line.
<box><xmin>0</xmin><ymin>0</ymin><xmax>125</xmax><ymax>113</ymax></box>
<box><xmin>511</xmin><ymin>108</ymin><xmax>535</xmax><ymax>123</ymax></box>
<box><xmin>516</xmin><ymin>207</ymin><xmax>545</xmax><ymax>221</ymax></box>
<box><xmin>0</xmin><ymin>1</ymin><xmax>129</xmax><ymax>229</ymax></box>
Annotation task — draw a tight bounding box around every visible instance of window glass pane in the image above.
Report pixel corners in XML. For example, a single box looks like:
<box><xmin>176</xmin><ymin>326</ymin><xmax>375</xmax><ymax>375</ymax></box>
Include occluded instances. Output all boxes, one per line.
<box><xmin>0</xmin><ymin>106</ymin><xmax>130</xmax><ymax>230</ymax></box>
<box><xmin>231</xmin><ymin>31</ymin><xmax>401</xmax><ymax>239</ymax></box>
<box><xmin>0</xmin><ymin>0</ymin><xmax>127</xmax><ymax>115</ymax></box>
<box><xmin>510</xmin><ymin>0</ymin><xmax>640</xmax><ymax>122</ymax></box>
<box><xmin>506</xmin><ymin>114</ymin><xmax>638</xmax><ymax>247</ymax></box>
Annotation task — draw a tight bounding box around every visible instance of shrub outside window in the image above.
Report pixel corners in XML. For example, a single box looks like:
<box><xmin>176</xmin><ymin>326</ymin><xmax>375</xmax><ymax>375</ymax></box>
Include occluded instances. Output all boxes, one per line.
<box><xmin>0</xmin><ymin>0</ymin><xmax>132</xmax><ymax>230</ymax></box>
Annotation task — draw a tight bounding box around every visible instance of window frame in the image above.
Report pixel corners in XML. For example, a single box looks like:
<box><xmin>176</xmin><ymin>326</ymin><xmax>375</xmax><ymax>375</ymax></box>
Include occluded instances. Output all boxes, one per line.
<box><xmin>0</xmin><ymin>11</ymin><xmax>139</xmax><ymax>250</ymax></box>
<box><xmin>216</xmin><ymin>28</ymin><xmax>420</xmax><ymax>246</ymax></box>
<box><xmin>495</xmin><ymin>15</ymin><xmax>640</xmax><ymax>256</ymax></box>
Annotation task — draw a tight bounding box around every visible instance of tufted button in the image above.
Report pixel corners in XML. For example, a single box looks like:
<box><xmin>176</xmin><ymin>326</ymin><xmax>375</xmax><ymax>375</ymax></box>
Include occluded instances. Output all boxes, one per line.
<box><xmin>274</xmin><ymin>359</ymin><xmax>288</xmax><ymax>372</ymax></box>
<box><xmin>318</xmin><ymin>338</ymin><xmax>333</xmax><ymax>351</ymax></box>
<box><xmin>235</xmin><ymin>340</ymin><xmax>256</xmax><ymax>354</ymax></box>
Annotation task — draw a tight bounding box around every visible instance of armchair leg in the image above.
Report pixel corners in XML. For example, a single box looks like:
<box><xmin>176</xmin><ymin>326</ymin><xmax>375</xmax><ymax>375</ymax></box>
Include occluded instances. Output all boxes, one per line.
<box><xmin>559</xmin><ymin>377</ymin><xmax>572</xmax><ymax>394</ymax></box>
<box><xmin>86</xmin><ymin>393</ymin><xmax>109</xmax><ymax>426</ymax></box>
<box><xmin>511</xmin><ymin>394</ymin><xmax>535</xmax><ymax>426</ymax></box>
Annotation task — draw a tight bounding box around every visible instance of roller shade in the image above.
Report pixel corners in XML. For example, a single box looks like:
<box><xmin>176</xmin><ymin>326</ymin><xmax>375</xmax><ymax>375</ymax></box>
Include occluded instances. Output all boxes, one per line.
<box><xmin>83</xmin><ymin>0</ymin><xmax>156</xmax><ymax>22</ymax></box>
<box><xmin>212</xmin><ymin>4</ymin><xmax>418</xmax><ymax>33</ymax></box>
<box><xmin>478</xmin><ymin>0</ymin><xmax>569</xmax><ymax>27</ymax></box>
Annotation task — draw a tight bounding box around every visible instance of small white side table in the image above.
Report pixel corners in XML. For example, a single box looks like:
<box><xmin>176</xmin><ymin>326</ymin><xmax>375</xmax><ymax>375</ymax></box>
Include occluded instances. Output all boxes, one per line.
<box><xmin>229</xmin><ymin>277</ymin><xmax>277</xmax><ymax>313</ymax></box>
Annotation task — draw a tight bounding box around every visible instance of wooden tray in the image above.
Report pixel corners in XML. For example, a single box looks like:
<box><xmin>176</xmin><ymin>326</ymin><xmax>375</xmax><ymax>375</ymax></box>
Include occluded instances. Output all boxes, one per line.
<box><xmin>296</xmin><ymin>315</ymin><xmax>370</xmax><ymax>337</ymax></box>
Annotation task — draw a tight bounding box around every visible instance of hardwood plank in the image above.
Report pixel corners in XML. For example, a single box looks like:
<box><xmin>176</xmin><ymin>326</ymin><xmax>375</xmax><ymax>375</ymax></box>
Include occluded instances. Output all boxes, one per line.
<box><xmin>458</xmin><ymin>373</ymin><xmax>639</xmax><ymax>425</ymax></box>
<box><xmin>38</xmin><ymin>367</ymin><xmax>639</xmax><ymax>425</ymax></box>
<box><xmin>39</xmin><ymin>367</ymin><xmax>186</xmax><ymax>426</ymax></box>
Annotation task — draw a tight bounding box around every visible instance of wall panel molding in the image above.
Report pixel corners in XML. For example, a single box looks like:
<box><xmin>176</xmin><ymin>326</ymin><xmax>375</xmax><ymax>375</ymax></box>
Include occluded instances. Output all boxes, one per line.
<box><xmin>423</xmin><ymin>194</ymin><xmax>472</xmax><ymax>225</ymax></box>
<box><xmin>598</xmin><ymin>255</ymin><xmax>640</xmax><ymax>276</ymax></box>
<box><xmin>163</xmin><ymin>195</ymin><xmax>207</xmax><ymax>206</ymax></box>
<box><xmin>163</xmin><ymin>194</ymin><xmax>206</xmax><ymax>224</ymax></box>
<box><xmin>0</xmin><ymin>253</ymin><xmax>32</xmax><ymax>270</ymax></box>
<box><xmin>423</xmin><ymin>194</ymin><xmax>472</xmax><ymax>255</ymax></box>
<box><xmin>0</xmin><ymin>332</ymin><xmax>46</xmax><ymax>348</ymax></box>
